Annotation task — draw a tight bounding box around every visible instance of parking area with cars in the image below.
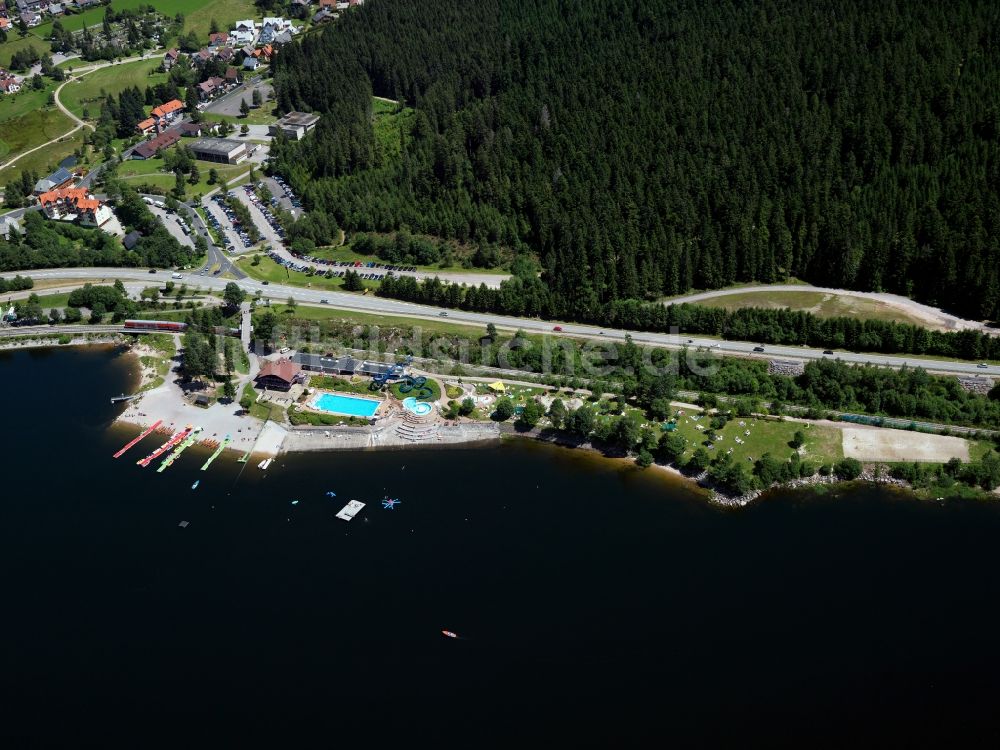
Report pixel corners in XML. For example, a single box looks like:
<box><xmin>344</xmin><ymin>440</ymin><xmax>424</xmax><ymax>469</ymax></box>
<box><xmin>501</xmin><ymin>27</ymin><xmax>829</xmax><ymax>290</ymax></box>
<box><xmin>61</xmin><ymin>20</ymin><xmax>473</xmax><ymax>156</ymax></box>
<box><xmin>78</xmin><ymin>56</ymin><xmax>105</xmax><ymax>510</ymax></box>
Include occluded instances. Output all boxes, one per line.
<box><xmin>234</xmin><ymin>185</ymin><xmax>286</xmax><ymax>249</ymax></box>
<box><xmin>145</xmin><ymin>198</ymin><xmax>195</xmax><ymax>249</ymax></box>
<box><xmin>206</xmin><ymin>195</ymin><xmax>253</xmax><ymax>252</ymax></box>
<box><xmin>263</xmin><ymin>175</ymin><xmax>303</xmax><ymax>218</ymax></box>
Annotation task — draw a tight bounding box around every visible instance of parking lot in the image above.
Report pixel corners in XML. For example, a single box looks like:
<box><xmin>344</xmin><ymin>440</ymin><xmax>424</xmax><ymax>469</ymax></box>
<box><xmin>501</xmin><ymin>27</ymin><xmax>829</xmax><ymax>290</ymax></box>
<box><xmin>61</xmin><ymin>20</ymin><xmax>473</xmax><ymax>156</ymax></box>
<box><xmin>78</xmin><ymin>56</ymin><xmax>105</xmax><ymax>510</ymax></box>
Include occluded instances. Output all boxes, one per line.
<box><xmin>262</xmin><ymin>175</ymin><xmax>302</xmax><ymax>219</ymax></box>
<box><xmin>147</xmin><ymin>201</ymin><xmax>195</xmax><ymax>249</ymax></box>
<box><xmin>233</xmin><ymin>188</ymin><xmax>285</xmax><ymax>249</ymax></box>
<box><xmin>206</xmin><ymin>195</ymin><xmax>254</xmax><ymax>251</ymax></box>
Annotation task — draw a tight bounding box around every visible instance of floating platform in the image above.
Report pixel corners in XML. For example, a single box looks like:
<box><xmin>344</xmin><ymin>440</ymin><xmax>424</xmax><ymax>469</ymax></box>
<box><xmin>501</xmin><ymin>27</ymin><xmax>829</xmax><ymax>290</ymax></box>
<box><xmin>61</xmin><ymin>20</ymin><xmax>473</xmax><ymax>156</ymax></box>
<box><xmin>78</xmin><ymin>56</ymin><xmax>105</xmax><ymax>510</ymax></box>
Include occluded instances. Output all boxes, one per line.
<box><xmin>335</xmin><ymin>500</ymin><xmax>365</xmax><ymax>522</ymax></box>
<box><xmin>138</xmin><ymin>425</ymin><xmax>193</xmax><ymax>468</ymax></box>
<box><xmin>113</xmin><ymin>419</ymin><xmax>162</xmax><ymax>458</ymax></box>
<box><xmin>156</xmin><ymin>427</ymin><xmax>203</xmax><ymax>473</ymax></box>
<box><xmin>237</xmin><ymin>452</ymin><xmax>250</xmax><ymax>463</ymax></box>
<box><xmin>200</xmin><ymin>435</ymin><xmax>231</xmax><ymax>471</ymax></box>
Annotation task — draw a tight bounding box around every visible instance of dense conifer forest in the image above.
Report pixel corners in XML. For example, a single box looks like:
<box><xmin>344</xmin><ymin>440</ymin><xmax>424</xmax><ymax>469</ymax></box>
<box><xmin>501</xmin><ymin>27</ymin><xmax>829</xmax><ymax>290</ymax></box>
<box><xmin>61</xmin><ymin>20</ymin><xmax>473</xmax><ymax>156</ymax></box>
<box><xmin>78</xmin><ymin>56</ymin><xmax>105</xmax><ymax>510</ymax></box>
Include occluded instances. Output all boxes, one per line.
<box><xmin>271</xmin><ymin>0</ymin><xmax>1000</xmax><ymax>321</ymax></box>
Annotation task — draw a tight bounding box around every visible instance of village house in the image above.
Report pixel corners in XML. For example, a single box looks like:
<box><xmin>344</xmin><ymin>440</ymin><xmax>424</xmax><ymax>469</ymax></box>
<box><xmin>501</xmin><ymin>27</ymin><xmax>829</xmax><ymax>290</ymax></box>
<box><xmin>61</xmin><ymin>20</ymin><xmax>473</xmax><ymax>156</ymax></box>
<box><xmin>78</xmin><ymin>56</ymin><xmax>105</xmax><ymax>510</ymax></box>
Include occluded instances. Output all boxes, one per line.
<box><xmin>15</xmin><ymin>0</ymin><xmax>45</xmax><ymax>14</ymax></box>
<box><xmin>162</xmin><ymin>48</ymin><xmax>180</xmax><ymax>70</ymax></box>
<box><xmin>243</xmin><ymin>56</ymin><xmax>260</xmax><ymax>72</ymax></box>
<box><xmin>33</xmin><ymin>167</ymin><xmax>75</xmax><ymax>195</ymax></box>
<box><xmin>131</xmin><ymin>129</ymin><xmax>181</xmax><ymax>160</ymax></box>
<box><xmin>208</xmin><ymin>32</ymin><xmax>228</xmax><ymax>47</ymax></box>
<box><xmin>178</xmin><ymin>121</ymin><xmax>219</xmax><ymax>138</ymax></box>
<box><xmin>38</xmin><ymin>188</ymin><xmax>114</xmax><ymax>227</ymax></box>
<box><xmin>254</xmin><ymin>359</ymin><xmax>304</xmax><ymax>392</ymax></box>
<box><xmin>0</xmin><ymin>75</ymin><xmax>21</xmax><ymax>95</ymax></box>
<box><xmin>193</xmin><ymin>48</ymin><xmax>213</xmax><ymax>67</ymax></box>
<box><xmin>135</xmin><ymin>117</ymin><xmax>157</xmax><ymax>136</ymax></box>
<box><xmin>196</xmin><ymin>76</ymin><xmax>226</xmax><ymax>100</ymax></box>
<box><xmin>19</xmin><ymin>10</ymin><xmax>42</xmax><ymax>26</ymax></box>
<box><xmin>151</xmin><ymin>98</ymin><xmax>184</xmax><ymax>123</ymax></box>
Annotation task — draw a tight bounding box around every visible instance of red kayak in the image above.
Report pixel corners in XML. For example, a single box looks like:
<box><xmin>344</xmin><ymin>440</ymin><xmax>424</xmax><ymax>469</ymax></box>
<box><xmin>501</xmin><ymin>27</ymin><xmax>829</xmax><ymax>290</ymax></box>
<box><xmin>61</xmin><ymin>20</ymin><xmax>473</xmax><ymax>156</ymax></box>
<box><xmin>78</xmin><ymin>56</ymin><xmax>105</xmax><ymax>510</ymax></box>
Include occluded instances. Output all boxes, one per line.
<box><xmin>441</xmin><ymin>630</ymin><xmax>458</xmax><ymax>639</ymax></box>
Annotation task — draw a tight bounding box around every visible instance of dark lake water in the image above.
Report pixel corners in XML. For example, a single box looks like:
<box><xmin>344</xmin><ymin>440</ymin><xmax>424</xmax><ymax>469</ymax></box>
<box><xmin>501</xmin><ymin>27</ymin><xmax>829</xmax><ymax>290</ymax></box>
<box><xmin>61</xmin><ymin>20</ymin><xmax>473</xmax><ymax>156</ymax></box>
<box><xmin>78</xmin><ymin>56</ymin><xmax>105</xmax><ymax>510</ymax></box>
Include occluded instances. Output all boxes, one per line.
<box><xmin>3</xmin><ymin>345</ymin><xmax>1000</xmax><ymax>745</ymax></box>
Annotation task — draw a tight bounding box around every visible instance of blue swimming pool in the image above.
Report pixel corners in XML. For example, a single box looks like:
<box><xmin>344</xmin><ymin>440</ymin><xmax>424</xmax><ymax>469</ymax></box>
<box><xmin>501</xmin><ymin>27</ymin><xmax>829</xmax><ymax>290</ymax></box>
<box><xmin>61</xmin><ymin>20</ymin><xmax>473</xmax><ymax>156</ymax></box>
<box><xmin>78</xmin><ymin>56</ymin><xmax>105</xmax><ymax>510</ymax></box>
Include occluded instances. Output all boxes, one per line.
<box><xmin>313</xmin><ymin>393</ymin><xmax>381</xmax><ymax>417</ymax></box>
<box><xmin>402</xmin><ymin>397</ymin><xmax>433</xmax><ymax>416</ymax></box>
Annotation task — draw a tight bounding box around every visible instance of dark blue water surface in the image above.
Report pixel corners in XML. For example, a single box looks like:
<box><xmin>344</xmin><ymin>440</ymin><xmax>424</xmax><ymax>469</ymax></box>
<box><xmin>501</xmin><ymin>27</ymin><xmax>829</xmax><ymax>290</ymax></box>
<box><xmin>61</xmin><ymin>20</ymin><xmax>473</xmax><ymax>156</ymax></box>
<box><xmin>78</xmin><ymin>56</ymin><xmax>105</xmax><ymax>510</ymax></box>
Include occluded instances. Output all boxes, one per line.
<box><xmin>3</xmin><ymin>346</ymin><xmax>1000</xmax><ymax>746</ymax></box>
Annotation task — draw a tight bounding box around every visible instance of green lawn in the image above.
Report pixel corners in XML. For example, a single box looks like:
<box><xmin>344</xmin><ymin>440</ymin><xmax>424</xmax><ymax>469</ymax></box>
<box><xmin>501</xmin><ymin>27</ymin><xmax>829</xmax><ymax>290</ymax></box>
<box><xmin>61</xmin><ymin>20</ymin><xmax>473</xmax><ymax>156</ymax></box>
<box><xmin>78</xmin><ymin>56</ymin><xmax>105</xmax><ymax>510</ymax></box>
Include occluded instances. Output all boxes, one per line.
<box><xmin>33</xmin><ymin>292</ymin><xmax>73</xmax><ymax>309</ymax></box>
<box><xmin>115</xmin><ymin>148</ymin><xmax>248</xmax><ymax>197</ymax></box>
<box><xmin>0</xmin><ymin>88</ymin><xmax>55</xmax><ymax>126</ymax></box>
<box><xmin>0</xmin><ymin>130</ymin><xmax>87</xmax><ymax>184</ymax></box>
<box><xmin>669</xmin><ymin>410</ymin><xmax>844</xmax><ymax>467</ymax></box>
<box><xmin>680</xmin><ymin>289</ymin><xmax>932</xmax><ymax>328</ymax></box>
<box><xmin>60</xmin><ymin>58</ymin><xmax>168</xmax><ymax>120</ymax></box>
<box><xmin>0</xmin><ymin>35</ymin><xmax>48</xmax><ymax>70</ymax></box>
<box><xmin>238</xmin><ymin>255</ymin><xmax>379</xmax><ymax>292</ymax></box>
<box><xmin>182</xmin><ymin>0</ymin><xmax>258</xmax><ymax>40</ymax></box>
<box><xmin>263</xmin><ymin>303</ymin><xmax>501</xmax><ymax>338</ymax></box>
<box><xmin>307</xmin><ymin>374</ymin><xmax>379</xmax><ymax>396</ymax></box>
<box><xmin>0</xmin><ymin>105</ymin><xmax>75</xmax><ymax>163</ymax></box>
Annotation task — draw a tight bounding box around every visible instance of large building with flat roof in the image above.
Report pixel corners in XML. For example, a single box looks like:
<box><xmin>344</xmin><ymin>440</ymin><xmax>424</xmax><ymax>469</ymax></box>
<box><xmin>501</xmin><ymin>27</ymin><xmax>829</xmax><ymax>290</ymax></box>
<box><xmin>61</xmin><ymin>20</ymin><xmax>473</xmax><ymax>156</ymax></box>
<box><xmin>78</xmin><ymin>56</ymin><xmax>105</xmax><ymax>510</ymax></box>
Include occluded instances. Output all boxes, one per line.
<box><xmin>269</xmin><ymin>111</ymin><xmax>320</xmax><ymax>140</ymax></box>
<box><xmin>189</xmin><ymin>138</ymin><xmax>249</xmax><ymax>165</ymax></box>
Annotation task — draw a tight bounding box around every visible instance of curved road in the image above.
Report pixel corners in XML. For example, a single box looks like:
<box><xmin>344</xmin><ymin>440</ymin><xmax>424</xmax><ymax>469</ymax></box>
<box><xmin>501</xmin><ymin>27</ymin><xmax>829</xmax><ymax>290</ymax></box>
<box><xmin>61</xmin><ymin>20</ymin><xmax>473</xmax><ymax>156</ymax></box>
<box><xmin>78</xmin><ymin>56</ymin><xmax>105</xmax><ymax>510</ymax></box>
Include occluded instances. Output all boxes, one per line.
<box><xmin>3</xmin><ymin>267</ymin><xmax>998</xmax><ymax>379</ymax></box>
<box><xmin>664</xmin><ymin>284</ymin><xmax>991</xmax><ymax>333</ymax></box>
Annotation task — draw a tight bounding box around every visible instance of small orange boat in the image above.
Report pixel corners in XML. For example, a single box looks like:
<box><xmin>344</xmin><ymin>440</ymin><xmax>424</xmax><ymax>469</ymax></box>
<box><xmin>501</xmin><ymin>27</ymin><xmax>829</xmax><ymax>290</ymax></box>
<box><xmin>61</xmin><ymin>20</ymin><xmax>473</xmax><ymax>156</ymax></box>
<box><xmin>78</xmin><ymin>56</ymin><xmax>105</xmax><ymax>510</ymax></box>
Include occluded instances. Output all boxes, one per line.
<box><xmin>441</xmin><ymin>630</ymin><xmax>458</xmax><ymax>639</ymax></box>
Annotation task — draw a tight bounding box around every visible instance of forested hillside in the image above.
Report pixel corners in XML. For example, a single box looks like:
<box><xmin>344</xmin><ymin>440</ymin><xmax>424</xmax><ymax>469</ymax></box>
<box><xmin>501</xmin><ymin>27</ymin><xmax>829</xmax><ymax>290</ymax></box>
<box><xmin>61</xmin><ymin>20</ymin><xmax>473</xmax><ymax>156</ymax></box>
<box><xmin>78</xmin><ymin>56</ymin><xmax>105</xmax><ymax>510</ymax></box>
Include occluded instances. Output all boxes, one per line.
<box><xmin>271</xmin><ymin>0</ymin><xmax>1000</xmax><ymax>320</ymax></box>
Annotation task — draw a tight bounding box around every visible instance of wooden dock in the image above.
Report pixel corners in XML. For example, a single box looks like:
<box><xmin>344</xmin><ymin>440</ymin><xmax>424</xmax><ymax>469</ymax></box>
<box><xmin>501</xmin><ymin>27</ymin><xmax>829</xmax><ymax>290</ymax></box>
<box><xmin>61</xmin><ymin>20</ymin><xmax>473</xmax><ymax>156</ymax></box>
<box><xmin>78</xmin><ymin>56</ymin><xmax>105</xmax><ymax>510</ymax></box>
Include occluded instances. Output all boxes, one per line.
<box><xmin>335</xmin><ymin>500</ymin><xmax>365</xmax><ymax>522</ymax></box>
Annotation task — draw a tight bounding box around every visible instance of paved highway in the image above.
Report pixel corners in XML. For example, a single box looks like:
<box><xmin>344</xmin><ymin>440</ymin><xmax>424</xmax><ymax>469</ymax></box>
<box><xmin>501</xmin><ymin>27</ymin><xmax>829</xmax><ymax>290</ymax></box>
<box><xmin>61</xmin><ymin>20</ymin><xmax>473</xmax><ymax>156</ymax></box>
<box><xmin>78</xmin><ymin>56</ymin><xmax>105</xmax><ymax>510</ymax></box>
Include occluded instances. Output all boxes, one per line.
<box><xmin>2</xmin><ymin>267</ymin><xmax>998</xmax><ymax>378</ymax></box>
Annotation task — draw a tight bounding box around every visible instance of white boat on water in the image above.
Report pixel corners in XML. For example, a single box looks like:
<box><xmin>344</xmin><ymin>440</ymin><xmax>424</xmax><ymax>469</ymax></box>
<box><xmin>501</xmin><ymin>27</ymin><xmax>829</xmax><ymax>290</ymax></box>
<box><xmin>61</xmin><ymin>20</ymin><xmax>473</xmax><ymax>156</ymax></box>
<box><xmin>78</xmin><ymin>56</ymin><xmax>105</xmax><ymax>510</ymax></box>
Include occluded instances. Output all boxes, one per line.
<box><xmin>258</xmin><ymin>458</ymin><xmax>273</xmax><ymax>470</ymax></box>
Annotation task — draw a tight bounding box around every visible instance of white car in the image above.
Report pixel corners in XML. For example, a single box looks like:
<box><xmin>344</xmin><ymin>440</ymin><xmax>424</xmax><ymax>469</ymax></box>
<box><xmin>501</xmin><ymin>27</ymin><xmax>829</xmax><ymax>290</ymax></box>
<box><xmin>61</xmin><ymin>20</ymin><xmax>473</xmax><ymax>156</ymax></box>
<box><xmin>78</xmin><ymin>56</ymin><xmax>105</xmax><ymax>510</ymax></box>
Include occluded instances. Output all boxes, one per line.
<box><xmin>978</xmin><ymin>363</ymin><xmax>990</xmax><ymax>369</ymax></box>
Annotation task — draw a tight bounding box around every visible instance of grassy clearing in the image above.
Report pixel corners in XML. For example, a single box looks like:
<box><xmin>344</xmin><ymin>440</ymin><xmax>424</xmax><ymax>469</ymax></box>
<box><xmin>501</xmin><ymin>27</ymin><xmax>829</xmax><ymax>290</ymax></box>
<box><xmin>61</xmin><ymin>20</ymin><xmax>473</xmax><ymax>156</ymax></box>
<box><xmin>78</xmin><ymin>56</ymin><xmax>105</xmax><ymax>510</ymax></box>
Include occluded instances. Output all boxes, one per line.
<box><xmin>0</xmin><ymin>106</ymin><xmax>76</xmax><ymax>163</ymax></box>
<box><xmin>263</xmin><ymin>303</ymin><xmax>490</xmax><ymax>338</ymax></box>
<box><xmin>0</xmin><ymin>35</ymin><xmax>47</xmax><ymax>70</ymax></box>
<box><xmin>205</xmin><ymin>108</ymin><xmax>279</xmax><ymax>127</ymax></box>
<box><xmin>372</xmin><ymin>97</ymin><xmax>415</xmax><ymax>166</ymax></box>
<box><xmin>116</xmin><ymin>149</ymin><xmax>247</xmax><ymax>197</ymax></box>
<box><xmin>669</xmin><ymin>410</ymin><xmax>844</xmax><ymax>467</ymax></box>
<box><xmin>182</xmin><ymin>0</ymin><xmax>258</xmax><ymax>40</ymax></box>
<box><xmin>61</xmin><ymin>58</ymin><xmax>168</xmax><ymax>120</ymax></box>
<box><xmin>33</xmin><ymin>292</ymin><xmax>72</xmax><ymax>309</ymax></box>
<box><xmin>692</xmin><ymin>289</ymin><xmax>932</xmax><ymax>328</ymax></box>
<box><xmin>0</xmin><ymin>88</ymin><xmax>54</xmax><ymax>127</ymax></box>
<box><xmin>0</xmin><ymin>130</ymin><xmax>86</xmax><ymax>184</ymax></box>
